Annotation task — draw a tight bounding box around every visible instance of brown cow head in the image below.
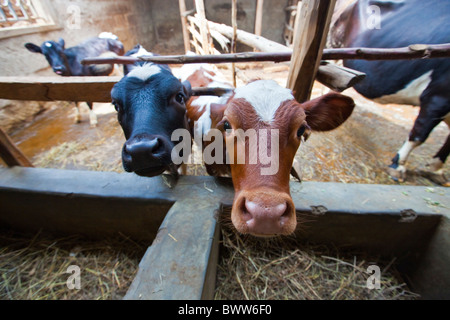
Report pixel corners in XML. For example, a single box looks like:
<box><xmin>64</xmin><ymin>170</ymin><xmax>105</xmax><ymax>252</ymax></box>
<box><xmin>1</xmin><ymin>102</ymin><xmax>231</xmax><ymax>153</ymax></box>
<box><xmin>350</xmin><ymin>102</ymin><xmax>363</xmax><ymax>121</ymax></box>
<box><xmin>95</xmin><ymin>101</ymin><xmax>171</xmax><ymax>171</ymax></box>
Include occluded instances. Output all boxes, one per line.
<box><xmin>211</xmin><ymin>80</ymin><xmax>355</xmax><ymax>237</ymax></box>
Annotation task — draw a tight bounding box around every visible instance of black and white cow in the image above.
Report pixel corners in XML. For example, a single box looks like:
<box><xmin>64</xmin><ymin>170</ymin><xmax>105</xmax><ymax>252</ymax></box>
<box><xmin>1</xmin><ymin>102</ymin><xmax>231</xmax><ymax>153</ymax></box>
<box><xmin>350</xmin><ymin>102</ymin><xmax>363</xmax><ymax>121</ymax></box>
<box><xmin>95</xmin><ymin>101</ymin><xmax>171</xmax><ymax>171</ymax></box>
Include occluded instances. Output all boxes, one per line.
<box><xmin>111</xmin><ymin>46</ymin><xmax>192</xmax><ymax>177</ymax></box>
<box><xmin>25</xmin><ymin>32</ymin><xmax>125</xmax><ymax>126</ymax></box>
<box><xmin>331</xmin><ymin>0</ymin><xmax>450</xmax><ymax>182</ymax></box>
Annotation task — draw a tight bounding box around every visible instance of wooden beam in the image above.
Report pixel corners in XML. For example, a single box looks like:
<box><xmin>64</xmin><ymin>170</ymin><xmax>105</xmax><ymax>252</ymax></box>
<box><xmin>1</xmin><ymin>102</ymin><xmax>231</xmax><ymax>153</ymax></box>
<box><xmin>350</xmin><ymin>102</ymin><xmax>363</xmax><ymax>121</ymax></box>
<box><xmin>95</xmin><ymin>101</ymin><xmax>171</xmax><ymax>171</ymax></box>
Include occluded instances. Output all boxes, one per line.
<box><xmin>179</xmin><ymin>0</ymin><xmax>191</xmax><ymax>53</ymax></box>
<box><xmin>254</xmin><ymin>0</ymin><xmax>264</xmax><ymax>37</ymax></box>
<box><xmin>85</xmin><ymin>52</ymin><xmax>293</xmax><ymax>66</ymax></box>
<box><xmin>287</xmin><ymin>0</ymin><xmax>336</xmax><ymax>102</ymax></box>
<box><xmin>231</xmin><ymin>0</ymin><xmax>237</xmax><ymax>87</ymax></box>
<box><xmin>316</xmin><ymin>61</ymin><xmax>366</xmax><ymax>92</ymax></box>
<box><xmin>194</xmin><ymin>0</ymin><xmax>211</xmax><ymax>55</ymax></box>
<box><xmin>82</xmin><ymin>43</ymin><xmax>450</xmax><ymax>65</ymax></box>
<box><xmin>323</xmin><ymin>43</ymin><xmax>450</xmax><ymax>60</ymax></box>
<box><xmin>201</xmin><ymin>19</ymin><xmax>363</xmax><ymax>92</ymax></box>
<box><xmin>0</xmin><ymin>76</ymin><xmax>232</xmax><ymax>102</ymax></box>
<box><xmin>0</xmin><ymin>76</ymin><xmax>119</xmax><ymax>102</ymax></box>
<box><xmin>206</xmin><ymin>18</ymin><xmax>290</xmax><ymax>53</ymax></box>
<box><xmin>0</xmin><ymin>127</ymin><xmax>33</xmax><ymax>167</ymax></box>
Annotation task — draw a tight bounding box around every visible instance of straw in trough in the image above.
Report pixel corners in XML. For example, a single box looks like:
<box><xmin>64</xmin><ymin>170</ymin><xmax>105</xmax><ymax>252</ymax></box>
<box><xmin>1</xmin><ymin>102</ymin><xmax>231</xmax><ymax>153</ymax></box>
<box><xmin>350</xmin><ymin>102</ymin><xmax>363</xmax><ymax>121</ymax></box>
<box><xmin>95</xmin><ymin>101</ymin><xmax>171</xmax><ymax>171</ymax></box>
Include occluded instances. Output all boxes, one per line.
<box><xmin>215</xmin><ymin>222</ymin><xmax>420</xmax><ymax>300</ymax></box>
<box><xmin>0</xmin><ymin>230</ymin><xmax>147</xmax><ymax>300</ymax></box>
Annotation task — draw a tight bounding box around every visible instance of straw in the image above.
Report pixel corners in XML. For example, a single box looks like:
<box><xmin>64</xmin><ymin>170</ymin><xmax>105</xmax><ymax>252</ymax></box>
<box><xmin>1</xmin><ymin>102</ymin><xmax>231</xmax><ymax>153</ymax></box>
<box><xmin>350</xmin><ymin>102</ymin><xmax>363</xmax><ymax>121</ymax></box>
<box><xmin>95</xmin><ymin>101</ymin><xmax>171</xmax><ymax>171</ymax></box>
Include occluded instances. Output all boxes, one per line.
<box><xmin>0</xmin><ymin>230</ymin><xmax>147</xmax><ymax>300</ymax></box>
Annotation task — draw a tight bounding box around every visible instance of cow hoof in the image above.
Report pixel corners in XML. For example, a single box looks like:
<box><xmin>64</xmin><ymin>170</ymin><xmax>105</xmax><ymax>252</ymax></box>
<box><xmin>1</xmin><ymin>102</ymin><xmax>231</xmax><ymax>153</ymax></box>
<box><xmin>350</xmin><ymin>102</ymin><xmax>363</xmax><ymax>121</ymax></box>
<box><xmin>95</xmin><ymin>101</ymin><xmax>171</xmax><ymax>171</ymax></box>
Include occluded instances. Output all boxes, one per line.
<box><xmin>89</xmin><ymin>119</ymin><xmax>98</xmax><ymax>128</ymax></box>
<box><xmin>387</xmin><ymin>164</ymin><xmax>406</xmax><ymax>182</ymax></box>
<box><xmin>427</xmin><ymin>158</ymin><xmax>444</xmax><ymax>172</ymax></box>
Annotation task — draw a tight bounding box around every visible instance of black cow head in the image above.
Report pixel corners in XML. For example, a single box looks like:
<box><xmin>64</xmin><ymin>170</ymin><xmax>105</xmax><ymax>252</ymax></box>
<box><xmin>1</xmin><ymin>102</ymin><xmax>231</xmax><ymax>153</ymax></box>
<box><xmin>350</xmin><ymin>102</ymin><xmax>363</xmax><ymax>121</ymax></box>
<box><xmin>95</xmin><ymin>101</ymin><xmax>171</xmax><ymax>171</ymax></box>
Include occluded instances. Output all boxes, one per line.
<box><xmin>25</xmin><ymin>39</ymin><xmax>70</xmax><ymax>76</ymax></box>
<box><xmin>111</xmin><ymin>62</ymin><xmax>192</xmax><ymax>177</ymax></box>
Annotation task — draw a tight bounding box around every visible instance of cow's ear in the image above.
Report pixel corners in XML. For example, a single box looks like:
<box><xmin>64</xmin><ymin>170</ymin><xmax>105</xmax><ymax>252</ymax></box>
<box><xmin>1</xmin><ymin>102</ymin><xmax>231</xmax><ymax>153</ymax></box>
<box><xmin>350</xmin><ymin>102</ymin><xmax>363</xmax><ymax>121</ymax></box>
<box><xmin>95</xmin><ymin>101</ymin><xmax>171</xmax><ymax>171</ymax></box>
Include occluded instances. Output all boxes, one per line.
<box><xmin>58</xmin><ymin>38</ymin><xmax>65</xmax><ymax>49</ymax></box>
<box><xmin>182</xmin><ymin>80</ymin><xmax>192</xmax><ymax>98</ymax></box>
<box><xmin>25</xmin><ymin>43</ymin><xmax>42</xmax><ymax>53</ymax></box>
<box><xmin>210</xmin><ymin>103</ymin><xmax>227</xmax><ymax>127</ymax></box>
<box><xmin>301</xmin><ymin>92</ymin><xmax>355</xmax><ymax>131</ymax></box>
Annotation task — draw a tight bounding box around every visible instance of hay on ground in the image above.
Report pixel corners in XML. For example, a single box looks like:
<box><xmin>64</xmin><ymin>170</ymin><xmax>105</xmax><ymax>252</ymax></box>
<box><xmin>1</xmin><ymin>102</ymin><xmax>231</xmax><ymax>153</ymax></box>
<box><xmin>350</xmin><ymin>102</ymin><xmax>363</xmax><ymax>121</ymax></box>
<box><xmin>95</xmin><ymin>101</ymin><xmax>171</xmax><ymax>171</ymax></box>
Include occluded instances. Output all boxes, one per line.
<box><xmin>0</xmin><ymin>230</ymin><xmax>147</xmax><ymax>300</ymax></box>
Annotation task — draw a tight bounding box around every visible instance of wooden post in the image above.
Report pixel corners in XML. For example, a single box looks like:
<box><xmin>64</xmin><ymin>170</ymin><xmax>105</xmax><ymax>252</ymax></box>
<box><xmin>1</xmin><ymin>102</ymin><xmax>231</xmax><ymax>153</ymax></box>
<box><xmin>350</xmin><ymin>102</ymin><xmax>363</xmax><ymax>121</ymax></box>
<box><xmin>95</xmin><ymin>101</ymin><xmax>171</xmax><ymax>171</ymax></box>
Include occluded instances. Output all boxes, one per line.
<box><xmin>287</xmin><ymin>0</ymin><xmax>336</xmax><ymax>102</ymax></box>
<box><xmin>293</xmin><ymin>1</ymin><xmax>302</xmax><ymax>44</ymax></box>
<box><xmin>254</xmin><ymin>0</ymin><xmax>264</xmax><ymax>37</ymax></box>
<box><xmin>179</xmin><ymin>0</ymin><xmax>191</xmax><ymax>53</ymax></box>
<box><xmin>231</xmin><ymin>0</ymin><xmax>238</xmax><ymax>87</ymax></box>
<box><xmin>0</xmin><ymin>127</ymin><xmax>33</xmax><ymax>167</ymax></box>
<box><xmin>195</xmin><ymin>0</ymin><xmax>211</xmax><ymax>55</ymax></box>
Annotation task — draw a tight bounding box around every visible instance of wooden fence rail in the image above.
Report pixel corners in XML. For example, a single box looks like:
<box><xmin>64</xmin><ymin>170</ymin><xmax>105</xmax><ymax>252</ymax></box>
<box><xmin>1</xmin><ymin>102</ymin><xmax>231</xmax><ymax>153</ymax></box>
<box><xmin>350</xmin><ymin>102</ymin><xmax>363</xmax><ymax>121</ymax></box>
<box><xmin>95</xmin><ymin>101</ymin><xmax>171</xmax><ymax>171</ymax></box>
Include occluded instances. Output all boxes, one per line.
<box><xmin>81</xmin><ymin>43</ymin><xmax>450</xmax><ymax>66</ymax></box>
<box><xmin>0</xmin><ymin>76</ymin><xmax>233</xmax><ymax>103</ymax></box>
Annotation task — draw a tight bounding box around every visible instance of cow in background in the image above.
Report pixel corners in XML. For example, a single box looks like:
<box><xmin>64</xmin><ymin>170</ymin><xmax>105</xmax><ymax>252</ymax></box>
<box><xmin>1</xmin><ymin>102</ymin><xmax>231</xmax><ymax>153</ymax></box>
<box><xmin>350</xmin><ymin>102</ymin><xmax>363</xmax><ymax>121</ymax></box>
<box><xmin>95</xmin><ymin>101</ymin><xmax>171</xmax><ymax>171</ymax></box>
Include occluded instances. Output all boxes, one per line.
<box><xmin>330</xmin><ymin>0</ymin><xmax>450</xmax><ymax>183</ymax></box>
<box><xmin>25</xmin><ymin>32</ymin><xmax>125</xmax><ymax>127</ymax></box>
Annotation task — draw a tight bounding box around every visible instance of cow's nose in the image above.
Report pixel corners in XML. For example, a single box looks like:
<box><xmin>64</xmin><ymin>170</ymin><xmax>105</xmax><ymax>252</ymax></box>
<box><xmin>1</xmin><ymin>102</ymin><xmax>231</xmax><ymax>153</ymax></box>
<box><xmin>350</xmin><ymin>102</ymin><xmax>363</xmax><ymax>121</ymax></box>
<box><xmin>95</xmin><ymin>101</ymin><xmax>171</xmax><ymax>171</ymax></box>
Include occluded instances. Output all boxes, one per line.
<box><xmin>242</xmin><ymin>199</ymin><xmax>290</xmax><ymax>236</ymax></box>
<box><xmin>124</xmin><ymin>137</ymin><xmax>162</xmax><ymax>161</ymax></box>
<box><xmin>53</xmin><ymin>66</ymin><xmax>65</xmax><ymax>74</ymax></box>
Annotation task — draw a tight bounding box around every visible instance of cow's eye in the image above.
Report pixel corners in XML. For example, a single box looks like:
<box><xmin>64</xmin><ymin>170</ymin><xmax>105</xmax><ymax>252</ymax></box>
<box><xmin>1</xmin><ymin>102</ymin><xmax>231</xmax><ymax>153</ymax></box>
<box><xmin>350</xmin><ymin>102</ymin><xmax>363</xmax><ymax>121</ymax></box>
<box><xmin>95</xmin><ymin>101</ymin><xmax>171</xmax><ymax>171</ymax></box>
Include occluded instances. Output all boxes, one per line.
<box><xmin>175</xmin><ymin>92</ymin><xmax>185</xmax><ymax>104</ymax></box>
<box><xmin>112</xmin><ymin>100</ymin><xmax>121</xmax><ymax>112</ymax></box>
<box><xmin>297</xmin><ymin>124</ymin><xmax>311</xmax><ymax>141</ymax></box>
<box><xmin>223</xmin><ymin>120</ymin><xmax>232</xmax><ymax>131</ymax></box>
<box><xmin>297</xmin><ymin>125</ymin><xmax>306</xmax><ymax>138</ymax></box>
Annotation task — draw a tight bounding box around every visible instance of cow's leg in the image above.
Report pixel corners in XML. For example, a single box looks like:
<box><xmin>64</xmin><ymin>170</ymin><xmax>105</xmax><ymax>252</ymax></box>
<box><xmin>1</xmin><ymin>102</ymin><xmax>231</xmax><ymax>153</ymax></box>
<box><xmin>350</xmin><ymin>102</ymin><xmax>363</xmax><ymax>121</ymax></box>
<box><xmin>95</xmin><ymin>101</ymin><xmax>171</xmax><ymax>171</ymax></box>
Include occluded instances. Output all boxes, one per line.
<box><xmin>428</xmin><ymin>114</ymin><xmax>450</xmax><ymax>171</ymax></box>
<box><xmin>87</xmin><ymin>102</ymin><xmax>97</xmax><ymax>127</ymax></box>
<box><xmin>388</xmin><ymin>94</ymin><xmax>449</xmax><ymax>181</ymax></box>
<box><xmin>74</xmin><ymin>102</ymin><xmax>82</xmax><ymax>123</ymax></box>
<box><xmin>388</xmin><ymin>139</ymin><xmax>421</xmax><ymax>181</ymax></box>
<box><xmin>429</xmin><ymin>133</ymin><xmax>450</xmax><ymax>171</ymax></box>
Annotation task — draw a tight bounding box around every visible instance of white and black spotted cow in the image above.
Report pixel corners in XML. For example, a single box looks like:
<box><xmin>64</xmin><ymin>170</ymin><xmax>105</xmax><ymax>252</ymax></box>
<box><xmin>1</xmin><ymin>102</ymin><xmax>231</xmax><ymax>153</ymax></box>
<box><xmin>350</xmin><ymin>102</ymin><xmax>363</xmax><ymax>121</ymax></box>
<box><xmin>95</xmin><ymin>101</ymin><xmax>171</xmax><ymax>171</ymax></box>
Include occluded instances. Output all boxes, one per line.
<box><xmin>331</xmin><ymin>0</ymin><xmax>450</xmax><ymax>183</ymax></box>
<box><xmin>111</xmin><ymin>46</ymin><xmax>191</xmax><ymax>177</ymax></box>
<box><xmin>25</xmin><ymin>32</ymin><xmax>124</xmax><ymax>126</ymax></box>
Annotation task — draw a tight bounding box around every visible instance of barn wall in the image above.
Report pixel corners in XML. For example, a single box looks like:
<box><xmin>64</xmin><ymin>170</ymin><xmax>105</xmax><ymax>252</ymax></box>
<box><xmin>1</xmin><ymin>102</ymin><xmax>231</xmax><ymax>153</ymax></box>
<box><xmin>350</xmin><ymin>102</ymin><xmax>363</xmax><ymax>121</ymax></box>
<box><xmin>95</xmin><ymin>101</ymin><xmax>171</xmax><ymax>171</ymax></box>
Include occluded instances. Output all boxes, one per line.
<box><xmin>0</xmin><ymin>0</ymin><xmax>290</xmax><ymax>77</ymax></box>
<box><xmin>153</xmin><ymin>0</ymin><xmax>290</xmax><ymax>53</ymax></box>
<box><xmin>0</xmin><ymin>0</ymin><xmax>155</xmax><ymax>77</ymax></box>
<box><xmin>0</xmin><ymin>0</ymin><xmax>289</xmax><ymax>133</ymax></box>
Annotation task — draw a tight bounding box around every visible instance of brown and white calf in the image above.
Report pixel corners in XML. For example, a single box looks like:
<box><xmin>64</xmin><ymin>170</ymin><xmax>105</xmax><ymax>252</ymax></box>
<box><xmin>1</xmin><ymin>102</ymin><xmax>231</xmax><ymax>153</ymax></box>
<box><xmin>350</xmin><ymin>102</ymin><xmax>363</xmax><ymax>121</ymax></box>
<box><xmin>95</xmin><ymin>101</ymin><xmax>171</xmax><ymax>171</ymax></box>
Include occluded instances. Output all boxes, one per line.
<box><xmin>181</xmin><ymin>66</ymin><xmax>355</xmax><ymax>237</ymax></box>
<box><xmin>173</xmin><ymin>63</ymin><xmax>234</xmax><ymax>176</ymax></box>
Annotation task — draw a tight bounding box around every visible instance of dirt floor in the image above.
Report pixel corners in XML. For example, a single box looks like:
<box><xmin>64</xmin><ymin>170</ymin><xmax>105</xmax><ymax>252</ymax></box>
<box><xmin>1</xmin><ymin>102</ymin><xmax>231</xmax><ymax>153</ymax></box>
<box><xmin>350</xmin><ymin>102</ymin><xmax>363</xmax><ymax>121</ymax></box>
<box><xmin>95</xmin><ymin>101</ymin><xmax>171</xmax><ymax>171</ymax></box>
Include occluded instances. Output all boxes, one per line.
<box><xmin>3</xmin><ymin>62</ymin><xmax>449</xmax><ymax>186</ymax></box>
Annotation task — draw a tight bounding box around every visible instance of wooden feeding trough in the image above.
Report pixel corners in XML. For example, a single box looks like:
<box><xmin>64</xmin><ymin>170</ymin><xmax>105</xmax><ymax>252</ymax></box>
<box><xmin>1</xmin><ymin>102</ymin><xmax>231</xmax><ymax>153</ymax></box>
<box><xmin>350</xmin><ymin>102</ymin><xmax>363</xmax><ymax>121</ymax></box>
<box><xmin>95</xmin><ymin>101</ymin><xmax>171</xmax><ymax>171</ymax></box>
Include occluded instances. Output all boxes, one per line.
<box><xmin>0</xmin><ymin>167</ymin><xmax>449</xmax><ymax>299</ymax></box>
<box><xmin>1</xmin><ymin>0</ymin><xmax>450</xmax><ymax>300</ymax></box>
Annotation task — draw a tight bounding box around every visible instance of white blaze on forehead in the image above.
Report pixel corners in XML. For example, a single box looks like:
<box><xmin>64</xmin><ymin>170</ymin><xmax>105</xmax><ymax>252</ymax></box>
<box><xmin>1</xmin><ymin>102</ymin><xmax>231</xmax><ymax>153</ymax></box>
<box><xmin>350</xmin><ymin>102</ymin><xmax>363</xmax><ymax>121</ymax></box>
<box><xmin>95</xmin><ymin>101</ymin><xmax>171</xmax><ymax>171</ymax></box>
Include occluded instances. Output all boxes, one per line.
<box><xmin>130</xmin><ymin>45</ymin><xmax>153</xmax><ymax>58</ymax></box>
<box><xmin>233</xmin><ymin>80</ymin><xmax>294</xmax><ymax>123</ymax></box>
<box><xmin>98</xmin><ymin>32</ymin><xmax>118</xmax><ymax>40</ymax></box>
<box><xmin>45</xmin><ymin>42</ymin><xmax>52</xmax><ymax>47</ymax></box>
<box><xmin>127</xmin><ymin>63</ymin><xmax>161</xmax><ymax>81</ymax></box>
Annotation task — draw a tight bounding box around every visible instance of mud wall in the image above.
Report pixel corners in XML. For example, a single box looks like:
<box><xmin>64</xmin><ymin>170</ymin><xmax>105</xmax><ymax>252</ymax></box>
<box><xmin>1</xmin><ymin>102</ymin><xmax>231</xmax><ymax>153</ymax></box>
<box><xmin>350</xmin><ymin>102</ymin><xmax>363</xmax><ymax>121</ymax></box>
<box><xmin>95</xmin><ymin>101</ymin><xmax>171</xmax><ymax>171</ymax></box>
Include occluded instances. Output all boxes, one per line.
<box><xmin>0</xmin><ymin>0</ymin><xmax>290</xmax><ymax>76</ymax></box>
<box><xmin>0</xmin><ymin>0</ymin><xmax>289</xmax><ymax>132</ymax></box>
